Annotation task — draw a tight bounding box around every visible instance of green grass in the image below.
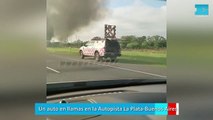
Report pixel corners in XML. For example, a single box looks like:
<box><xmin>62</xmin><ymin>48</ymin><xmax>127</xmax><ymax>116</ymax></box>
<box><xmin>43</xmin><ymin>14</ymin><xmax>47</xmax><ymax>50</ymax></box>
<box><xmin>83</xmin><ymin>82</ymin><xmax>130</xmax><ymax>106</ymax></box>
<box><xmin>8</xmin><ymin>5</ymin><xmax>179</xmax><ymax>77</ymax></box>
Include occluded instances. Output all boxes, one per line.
<box><xmin>119</xmin><ymin>49</ymin><xmax>166</xmax><ymax>66</ymax></box>
<box><xmin>47</xmin><ymin>47</ymin><xmax>166</xmax><ymax>66</ymax></box>
<box><xmin>47</xmin><ymin>47</ymin><xmax>79</xmax><ymax>56</ymax></box>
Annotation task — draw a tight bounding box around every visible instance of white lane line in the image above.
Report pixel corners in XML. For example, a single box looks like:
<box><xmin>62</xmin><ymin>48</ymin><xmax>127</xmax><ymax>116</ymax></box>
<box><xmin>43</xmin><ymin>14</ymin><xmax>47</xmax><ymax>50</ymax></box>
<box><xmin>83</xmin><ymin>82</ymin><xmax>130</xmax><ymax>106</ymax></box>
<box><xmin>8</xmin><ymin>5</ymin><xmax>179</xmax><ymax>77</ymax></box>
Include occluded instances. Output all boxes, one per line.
<box><xmin>97</xmin><ymin>63</ymin><xmax>167</xmax><ymax>78</ymax></box>
<box><xmin>50</xmin><ymin>54</ymin><xmax>166</xmax><ymax>78</ymax></box>
<box><xmin>46</xmin><ymin>66</ymin><xmax>60</xmax><ymax>73</ymax></box>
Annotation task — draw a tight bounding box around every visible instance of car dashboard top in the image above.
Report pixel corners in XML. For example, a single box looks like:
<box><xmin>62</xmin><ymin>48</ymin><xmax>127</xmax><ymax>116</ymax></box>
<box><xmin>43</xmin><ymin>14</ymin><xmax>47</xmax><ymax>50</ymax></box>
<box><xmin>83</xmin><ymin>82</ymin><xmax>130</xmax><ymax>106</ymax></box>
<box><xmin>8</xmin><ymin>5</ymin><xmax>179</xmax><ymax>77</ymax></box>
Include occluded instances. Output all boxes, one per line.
<box><xmin>46</xmin><ymin>81</ymin><xmax>166</xmax><ymax>120</ymax></box>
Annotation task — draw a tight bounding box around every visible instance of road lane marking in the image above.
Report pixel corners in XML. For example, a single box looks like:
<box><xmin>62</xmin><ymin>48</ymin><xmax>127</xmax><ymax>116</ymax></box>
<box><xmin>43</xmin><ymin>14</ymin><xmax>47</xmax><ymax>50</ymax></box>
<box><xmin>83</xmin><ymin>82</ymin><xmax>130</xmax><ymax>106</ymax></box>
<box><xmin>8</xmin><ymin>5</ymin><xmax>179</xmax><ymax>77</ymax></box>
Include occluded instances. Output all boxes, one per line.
<box><xmin>46</xmin><ymin>66</ymin><xmax>60</xmax><ymax>73</ymax></box>
<box><xmin>97</xmin><ymin>63</ymin><xmax>167</xmax><ymax>78</ymax></box>
<box><xmin>49</xmin><ymin>54</ymin><xmax>167</xmax><ymax>78</ymax></box>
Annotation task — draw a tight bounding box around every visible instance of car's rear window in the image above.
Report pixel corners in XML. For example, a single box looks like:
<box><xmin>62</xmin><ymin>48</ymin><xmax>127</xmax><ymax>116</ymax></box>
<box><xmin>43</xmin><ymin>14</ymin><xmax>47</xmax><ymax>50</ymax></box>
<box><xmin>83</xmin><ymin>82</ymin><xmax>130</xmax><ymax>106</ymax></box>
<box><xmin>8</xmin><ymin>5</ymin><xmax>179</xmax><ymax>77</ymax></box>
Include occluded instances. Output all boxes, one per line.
<box><xmin>105</xmin><ymin>39</ymin><xmax>120</xmax><ymax>49</ymax></box>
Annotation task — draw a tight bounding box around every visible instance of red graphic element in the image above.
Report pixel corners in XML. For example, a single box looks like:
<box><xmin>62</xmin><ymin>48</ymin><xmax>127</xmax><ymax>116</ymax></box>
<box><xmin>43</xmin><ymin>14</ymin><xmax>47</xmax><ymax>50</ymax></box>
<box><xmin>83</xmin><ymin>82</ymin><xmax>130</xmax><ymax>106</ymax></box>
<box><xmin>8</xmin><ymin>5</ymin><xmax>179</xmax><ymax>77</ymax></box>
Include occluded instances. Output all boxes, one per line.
<box><xmin>168</xmin><ymin>103</ymin><xmax>177</xmax><ymax>115</ymax></box>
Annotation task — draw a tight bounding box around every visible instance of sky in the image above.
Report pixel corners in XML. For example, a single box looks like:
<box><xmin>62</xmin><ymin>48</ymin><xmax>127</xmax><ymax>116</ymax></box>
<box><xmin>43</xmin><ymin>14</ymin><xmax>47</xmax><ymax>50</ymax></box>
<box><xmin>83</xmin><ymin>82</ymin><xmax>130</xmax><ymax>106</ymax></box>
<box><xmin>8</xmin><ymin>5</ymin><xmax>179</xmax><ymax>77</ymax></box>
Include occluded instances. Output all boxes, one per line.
<box><xmin>68</xmin><ymin>0</ymin><xmax>166</xmax><ymax>42</ymax></box>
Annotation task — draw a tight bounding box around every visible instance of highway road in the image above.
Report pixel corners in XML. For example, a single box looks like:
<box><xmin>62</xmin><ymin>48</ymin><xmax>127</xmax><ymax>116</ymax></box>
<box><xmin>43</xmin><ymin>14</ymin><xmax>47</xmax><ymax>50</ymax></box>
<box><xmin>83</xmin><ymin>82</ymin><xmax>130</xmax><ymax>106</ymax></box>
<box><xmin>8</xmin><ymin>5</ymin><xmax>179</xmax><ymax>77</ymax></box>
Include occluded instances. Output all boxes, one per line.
<box><xmin>47</xmin><ymin>53</ymin><xmax>167</xmax><ymax>83</ymax></box>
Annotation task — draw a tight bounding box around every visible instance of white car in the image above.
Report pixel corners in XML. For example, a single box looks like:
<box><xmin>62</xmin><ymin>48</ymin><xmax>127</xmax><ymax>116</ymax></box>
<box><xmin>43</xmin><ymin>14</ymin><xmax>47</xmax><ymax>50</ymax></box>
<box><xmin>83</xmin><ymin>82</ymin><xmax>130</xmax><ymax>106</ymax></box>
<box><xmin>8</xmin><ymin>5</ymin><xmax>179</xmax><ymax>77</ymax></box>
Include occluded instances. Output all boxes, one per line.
<box><xmin>79</xmin><ymin>38</ymin><xmax>121</xmax><ymax>61</ymax></box>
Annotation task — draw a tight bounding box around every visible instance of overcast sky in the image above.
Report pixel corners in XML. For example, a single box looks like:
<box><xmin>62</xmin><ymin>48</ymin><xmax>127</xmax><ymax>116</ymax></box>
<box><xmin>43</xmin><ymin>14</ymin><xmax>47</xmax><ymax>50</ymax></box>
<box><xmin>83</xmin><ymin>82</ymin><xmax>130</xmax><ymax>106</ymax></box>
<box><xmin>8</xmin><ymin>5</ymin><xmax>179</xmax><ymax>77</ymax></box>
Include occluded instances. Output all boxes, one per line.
<box><xmin>68</xmin><ymin>0</ymin><xmax>166</xmax><ymax>41</ymax></box>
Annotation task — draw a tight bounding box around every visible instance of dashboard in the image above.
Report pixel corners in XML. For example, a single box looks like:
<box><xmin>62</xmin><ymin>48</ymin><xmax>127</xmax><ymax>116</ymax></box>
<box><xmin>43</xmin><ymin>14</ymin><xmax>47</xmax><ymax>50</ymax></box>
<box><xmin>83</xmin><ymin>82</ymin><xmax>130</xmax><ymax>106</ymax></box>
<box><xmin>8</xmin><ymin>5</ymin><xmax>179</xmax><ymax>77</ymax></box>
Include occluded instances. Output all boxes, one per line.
<box><xmin>47</xmin><ymin>83</ymin><xmax>166</xmax><ymax>120</ymax></box>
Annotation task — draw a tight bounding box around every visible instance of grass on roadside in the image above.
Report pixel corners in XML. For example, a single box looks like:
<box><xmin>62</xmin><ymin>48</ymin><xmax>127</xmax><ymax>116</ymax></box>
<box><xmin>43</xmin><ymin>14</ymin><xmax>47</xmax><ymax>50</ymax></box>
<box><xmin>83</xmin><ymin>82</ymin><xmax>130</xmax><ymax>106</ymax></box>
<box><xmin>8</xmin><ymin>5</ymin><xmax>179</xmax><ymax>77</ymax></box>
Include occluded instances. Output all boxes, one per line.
<box><xmin>119</xmin><ymin>49</ymin><xmax>166</xmax><ymax>65</ymax></box>
<box><xmin>47</xmin><ymin>47</ymin><xmax>166</xmax><ymax>66</ymax></box>
<box><xmin>47</xmin><ymin>47</ymin><xmax>79</xmax><ymax>56</ymax></box>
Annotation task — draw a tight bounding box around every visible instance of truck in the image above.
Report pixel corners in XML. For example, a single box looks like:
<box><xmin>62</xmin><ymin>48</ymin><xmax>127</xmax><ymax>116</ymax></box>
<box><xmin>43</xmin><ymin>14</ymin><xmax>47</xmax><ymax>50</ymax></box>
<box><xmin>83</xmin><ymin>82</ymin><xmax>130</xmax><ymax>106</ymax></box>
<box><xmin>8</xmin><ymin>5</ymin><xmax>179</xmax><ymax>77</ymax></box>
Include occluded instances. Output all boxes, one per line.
<box><xmin>79</xmin><ymin>37</ymin><xmax>121</xmax><ymax>62</ymax></box>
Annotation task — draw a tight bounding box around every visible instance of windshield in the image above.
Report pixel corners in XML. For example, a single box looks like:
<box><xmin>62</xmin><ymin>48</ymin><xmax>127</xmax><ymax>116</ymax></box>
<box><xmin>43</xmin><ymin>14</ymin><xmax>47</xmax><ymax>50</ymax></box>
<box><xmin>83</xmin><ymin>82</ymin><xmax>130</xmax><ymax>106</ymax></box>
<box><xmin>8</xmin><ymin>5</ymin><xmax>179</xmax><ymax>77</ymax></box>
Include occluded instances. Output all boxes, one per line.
<box><xmin>47</xmin><ymin>0</ymin><xmax>167</xmax><ymax>85</ymax></box>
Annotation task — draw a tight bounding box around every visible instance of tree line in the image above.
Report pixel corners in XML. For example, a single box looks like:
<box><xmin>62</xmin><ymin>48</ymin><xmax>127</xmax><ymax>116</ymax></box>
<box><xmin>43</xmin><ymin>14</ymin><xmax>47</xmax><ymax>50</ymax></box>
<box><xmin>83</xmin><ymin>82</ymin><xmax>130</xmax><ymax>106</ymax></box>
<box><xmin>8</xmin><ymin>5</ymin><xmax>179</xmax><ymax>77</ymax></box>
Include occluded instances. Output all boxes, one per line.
<box><xmin>47</xmin><ymin>35</ymin><xmax>166</xmax><ymax>49</ymax></box>
<box><xmin>120</xmin><ymin>35</ymin><xmax>166</xmax><ymax>49</ymax></box>
<box><xmin>47</xmin><ymin>39</ymin><xmax>86</xmax><ymax>48</ymax></box>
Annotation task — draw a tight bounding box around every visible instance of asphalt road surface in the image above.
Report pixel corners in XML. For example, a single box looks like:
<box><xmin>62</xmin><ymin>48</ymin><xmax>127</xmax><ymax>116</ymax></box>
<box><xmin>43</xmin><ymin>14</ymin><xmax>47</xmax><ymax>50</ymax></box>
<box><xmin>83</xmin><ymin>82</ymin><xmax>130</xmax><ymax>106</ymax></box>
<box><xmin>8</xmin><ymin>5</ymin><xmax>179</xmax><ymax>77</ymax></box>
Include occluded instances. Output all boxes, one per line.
<box><xmin>47</xmin><ymin>53</ymin><xmax>167</xmax><ymax>83</ymax></box>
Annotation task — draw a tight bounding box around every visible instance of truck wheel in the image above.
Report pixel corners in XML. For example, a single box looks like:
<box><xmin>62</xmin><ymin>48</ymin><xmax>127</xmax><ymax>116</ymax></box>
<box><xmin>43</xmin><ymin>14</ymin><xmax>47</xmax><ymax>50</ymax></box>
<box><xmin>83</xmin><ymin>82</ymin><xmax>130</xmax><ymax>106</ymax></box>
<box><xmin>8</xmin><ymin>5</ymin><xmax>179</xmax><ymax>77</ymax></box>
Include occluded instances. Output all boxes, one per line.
<box><xmin>110</xmin><ymin>57</ymin><xmax>117</xmax><ymax>62</ymax></box>
<box><xmin>80</xmin><ymin>51</ymin><xmax>84</xmax><ymax>59</ymax></box>
<box><xmin>94</xmin><ymin>52</ymin><xmax>101</xmax><ymax>62</ymax></box>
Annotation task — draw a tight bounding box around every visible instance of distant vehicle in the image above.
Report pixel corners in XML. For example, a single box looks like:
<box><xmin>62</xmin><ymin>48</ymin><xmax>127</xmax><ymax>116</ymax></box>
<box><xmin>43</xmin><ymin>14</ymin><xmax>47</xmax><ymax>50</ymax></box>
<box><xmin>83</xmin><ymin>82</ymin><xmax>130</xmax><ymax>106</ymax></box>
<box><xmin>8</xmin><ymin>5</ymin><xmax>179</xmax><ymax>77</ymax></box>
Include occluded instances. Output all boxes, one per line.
<box><xmin>79</xmin><ymin>38</ymin><xmax>121</xmax><ymax>61</ymax></box>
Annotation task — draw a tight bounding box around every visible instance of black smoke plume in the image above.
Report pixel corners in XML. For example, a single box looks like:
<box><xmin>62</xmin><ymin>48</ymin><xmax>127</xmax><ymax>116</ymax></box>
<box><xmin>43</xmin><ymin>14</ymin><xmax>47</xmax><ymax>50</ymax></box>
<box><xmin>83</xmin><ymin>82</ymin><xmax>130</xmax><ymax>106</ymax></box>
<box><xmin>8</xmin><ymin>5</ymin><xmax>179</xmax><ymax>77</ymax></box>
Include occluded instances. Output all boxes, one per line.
<box><xmin>47</xmin><ymin>0</ymin><xmax>107</xmax><ymax>41</ymax></box>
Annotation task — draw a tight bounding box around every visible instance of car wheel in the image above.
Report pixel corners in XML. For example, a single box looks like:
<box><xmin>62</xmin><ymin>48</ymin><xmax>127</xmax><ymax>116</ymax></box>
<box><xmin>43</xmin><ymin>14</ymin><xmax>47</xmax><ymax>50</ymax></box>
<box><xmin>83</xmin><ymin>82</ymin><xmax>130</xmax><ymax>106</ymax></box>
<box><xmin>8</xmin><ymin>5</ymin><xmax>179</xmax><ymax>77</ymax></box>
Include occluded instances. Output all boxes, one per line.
<box><xmin>80</xmin><ymin>51</ymin><xmax>84</xmax><ymax>59</ymax></box>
